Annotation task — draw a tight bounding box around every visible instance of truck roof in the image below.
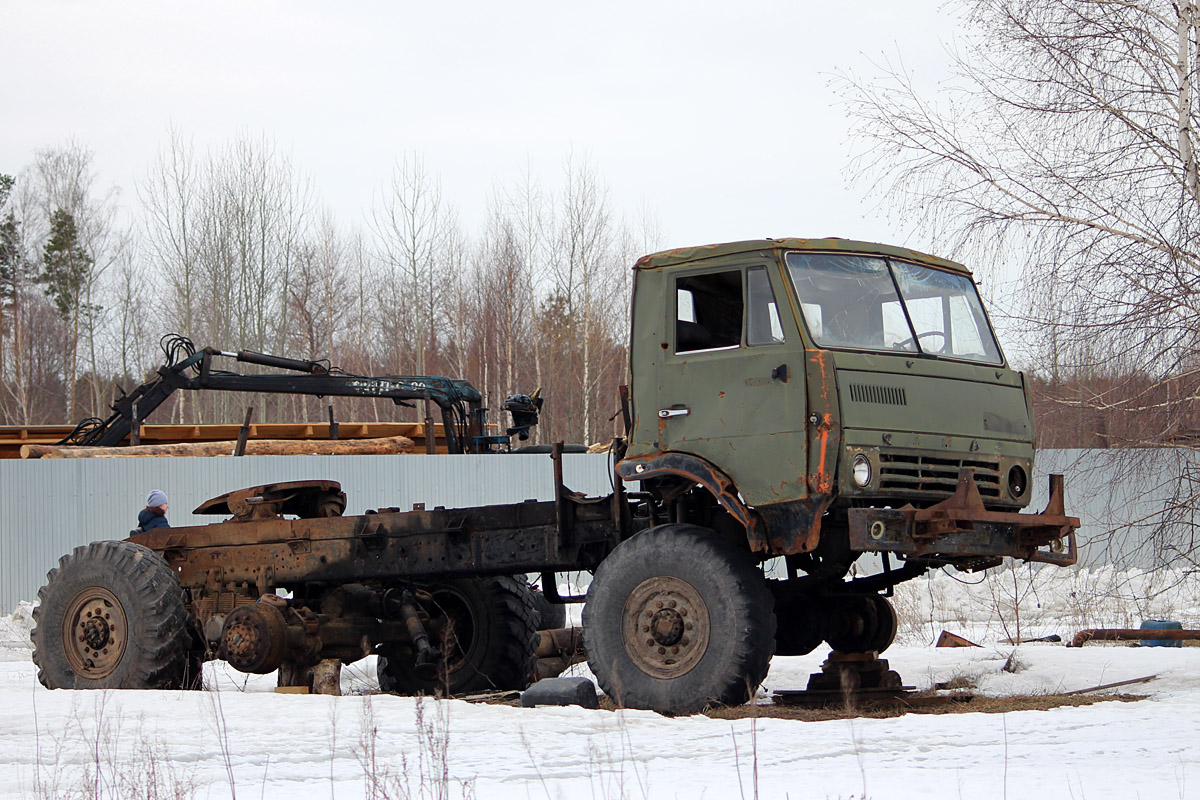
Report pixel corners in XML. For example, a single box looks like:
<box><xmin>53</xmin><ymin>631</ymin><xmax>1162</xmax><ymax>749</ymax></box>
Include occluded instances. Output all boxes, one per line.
<box><xmin>634</xmin><ymin>237</ymin><xmax>971</xmax><ymax>275</ymax></box>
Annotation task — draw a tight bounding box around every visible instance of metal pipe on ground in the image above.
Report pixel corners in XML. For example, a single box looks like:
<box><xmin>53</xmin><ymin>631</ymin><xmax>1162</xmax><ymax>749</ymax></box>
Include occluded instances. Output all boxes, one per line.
<box><xmin>1069</xmin><ymin>629</ymin><xmax>1200</xmax><ymax>647</ymax></box>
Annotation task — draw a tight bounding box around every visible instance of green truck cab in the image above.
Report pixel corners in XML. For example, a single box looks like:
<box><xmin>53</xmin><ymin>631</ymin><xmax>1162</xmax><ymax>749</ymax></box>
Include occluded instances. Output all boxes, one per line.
<box><xmin>585</xmin><ymin>238</ymin><xmax>1077</xmax><ymax>711</ymax></box>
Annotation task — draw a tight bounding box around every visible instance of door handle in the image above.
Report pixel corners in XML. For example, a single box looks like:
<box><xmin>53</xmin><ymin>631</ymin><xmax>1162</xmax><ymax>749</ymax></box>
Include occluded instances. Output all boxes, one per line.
<box><xmin>658</xmin><ymin>407</ymin><xmax>690</xmax><ymax>419</ymax></box>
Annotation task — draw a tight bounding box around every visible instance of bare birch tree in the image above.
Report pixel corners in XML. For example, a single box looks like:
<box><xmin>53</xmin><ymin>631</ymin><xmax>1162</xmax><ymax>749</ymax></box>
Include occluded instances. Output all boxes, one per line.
<box><xmin>842</xmin><ymin>0</ymin><xmax>1200</xmax><ymax>401</ymax></box>
<box><xmin>372</xmin><ymin>155</ymin><xmax>453</xmax><ymax>377</ymax></box>
<box><xmin>555</xmin><ymin>153</ymin><xmax>624</xmax><ymax>444</ymax></box>
<box><xmin>441</xmin><ymin>224</ymin><xmax>478</xmax><ymax>383</ymax></box>
<box><xmin>502</xmin><ymin>163</ymin><xmax>553</xmax><ymax>397</ymax></box>
<box><xmin>107</xmin><ymin>247</ymin><xmax>153</xmax><ymax>385</ymax></box>
<box><xmin>140</xmin><ymin>133</ymin><xmax>312</xmax><ymax>423</ymax></box>
<box><xmin>140</xmin><ymin>130</ymin><xmax>201</xmax><ymax>336</ymax></box>
<box><xmin>139</xmin><ymin>130</ymin><xmax>203</xmax><ymax>421</ymax></box>
<box><xmin>476</xmin><ymin>205</ymin><xmax>534</xmax><ymax>408</ymax></box>
<box><xmin>287</xmin><ymin>213</ymin><xmax>351</xmax><ymax>360</ymax></box>
<box><xmin>840</xmin><ymin>0</ymin><xmax>1200</xmax><ymax>566</ymax></box>
<box><xmin>283</xmin><ymin>213</ymin><xmax>355</xmax><ymax>419</ymax></box>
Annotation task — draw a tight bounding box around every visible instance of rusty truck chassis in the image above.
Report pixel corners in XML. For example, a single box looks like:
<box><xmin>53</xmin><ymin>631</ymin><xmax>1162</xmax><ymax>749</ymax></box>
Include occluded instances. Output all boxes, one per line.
<box><xmin>125</xmin><ymin>443</ymin><xmax>1077</xmax><ymax>679</ymax></box>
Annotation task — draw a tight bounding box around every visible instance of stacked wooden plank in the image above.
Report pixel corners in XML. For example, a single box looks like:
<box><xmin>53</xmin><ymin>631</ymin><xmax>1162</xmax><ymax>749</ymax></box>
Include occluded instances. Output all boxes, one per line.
<box><xmin>0</xmin><ymin>422</ymin><xmax>447</xmax><ymax>459</ymax></box>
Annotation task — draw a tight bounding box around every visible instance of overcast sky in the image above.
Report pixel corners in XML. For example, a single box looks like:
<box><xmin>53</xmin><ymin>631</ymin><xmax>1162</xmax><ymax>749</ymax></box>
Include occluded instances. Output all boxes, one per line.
<box><xmin>1</xmin><ymin>0</ymin><xmax>961</xmax><ymax>255</ymax></box>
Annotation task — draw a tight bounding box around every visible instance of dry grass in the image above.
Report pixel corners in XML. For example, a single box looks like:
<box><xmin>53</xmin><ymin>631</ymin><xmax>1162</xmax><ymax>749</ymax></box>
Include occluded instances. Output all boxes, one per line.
<box><xmin>704</xmin><ymin>692</ymin><xmax>1147</xmax><ymax>722</ymax></box>
<box><xmin>578</xmin><ymin>691</ymin><xmax>1147</xmax><ymax>722</ymax></box>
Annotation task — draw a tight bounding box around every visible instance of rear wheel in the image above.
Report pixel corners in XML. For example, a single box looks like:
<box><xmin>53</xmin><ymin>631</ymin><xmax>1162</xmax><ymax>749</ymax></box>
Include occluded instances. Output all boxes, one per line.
<box><xmin>531</xmin><ymin>585</ymin><xmax>568</xmax><ymax>630</ymax></box>
<box><xmin>826</xmin><ymin>594</ymin><xmax>897</xmax><ymax>654</ymax></box>
<box><xmin>378</xmin><ymin>576</ymin><xmax>537</xmax><ymax>695</ymax></box>
<box><xmin>32</xmin><ymin>540</ymin><xmax>190</xmax><ymax>689</ymax></box>
<box><xmin>773</xmin><ymin>595</ymin><xmax>824</xmax><ymax>656</ymax></box>
<box><xmin>865</xmin><ymin>594</ymin><xmax>898</xmax><ymax>652</ymax></box>
<box><xmin>583</xmin><ymin>524</ymin><xmax>776</xmax><ymax>715</ymax></box>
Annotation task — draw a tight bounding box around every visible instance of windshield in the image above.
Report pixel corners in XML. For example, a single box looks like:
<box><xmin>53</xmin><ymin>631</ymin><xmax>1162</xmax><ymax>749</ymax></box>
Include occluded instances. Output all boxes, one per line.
<box><xmin>785</xmin><ymin>252</ymin><xmax>1003</xmax><ymax>365</ymax></box>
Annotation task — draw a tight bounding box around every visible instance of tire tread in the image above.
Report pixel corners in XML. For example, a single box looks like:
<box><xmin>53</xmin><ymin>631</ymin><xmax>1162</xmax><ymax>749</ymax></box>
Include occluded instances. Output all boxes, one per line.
<box><xmin>584</xmin><ymin>524</ymin><xmax>776</xmax><ymax>714</ymax></box>
<box><xmin>379</xmin><ymin>575</ymin><xmax>538</xmax><ymax>694</ymax></box>
<box><xmin>32</xmin><ymin>540</ymin><xmax>190</xmax><ymax>690</ymax></box>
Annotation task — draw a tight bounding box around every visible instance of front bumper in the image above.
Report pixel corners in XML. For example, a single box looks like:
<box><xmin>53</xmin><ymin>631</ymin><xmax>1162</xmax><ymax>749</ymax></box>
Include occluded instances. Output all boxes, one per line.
<box><xmin>847</xmin><ymin>468</ymin><xmax>1079</xmax><ymax>567</ymax></box>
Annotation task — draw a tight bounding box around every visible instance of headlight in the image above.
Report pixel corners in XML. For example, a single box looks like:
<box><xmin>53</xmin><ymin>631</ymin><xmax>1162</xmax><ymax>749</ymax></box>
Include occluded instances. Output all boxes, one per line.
<box><xmin>1008</xmin><ymin>465</ymin><xmax>1028</xmax><ymax>499</ymax></box>
<box><xmin>852</xmin><ymin>454</ymin><xmax>872</xmax><ymax>487</ymax></box>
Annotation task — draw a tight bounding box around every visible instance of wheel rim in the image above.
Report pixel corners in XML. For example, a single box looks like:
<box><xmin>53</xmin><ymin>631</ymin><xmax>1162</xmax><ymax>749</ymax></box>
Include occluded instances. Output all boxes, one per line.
<box><xmin>62</xmin><ymin>587</ymin><xmax>128</xmax><ymax>679</ymax></box>
<box><xmin>621</xmin><ymin>576</ymin><xmax>710</xmax><ymax>679</ymax></box>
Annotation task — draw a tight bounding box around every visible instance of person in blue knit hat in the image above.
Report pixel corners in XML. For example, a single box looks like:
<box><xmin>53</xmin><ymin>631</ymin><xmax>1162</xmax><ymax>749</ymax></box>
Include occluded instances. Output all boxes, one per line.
<box><xmin>138</xmin><ymin>489</ymin><xmax>171</xmax><ymax>532</ymax></box>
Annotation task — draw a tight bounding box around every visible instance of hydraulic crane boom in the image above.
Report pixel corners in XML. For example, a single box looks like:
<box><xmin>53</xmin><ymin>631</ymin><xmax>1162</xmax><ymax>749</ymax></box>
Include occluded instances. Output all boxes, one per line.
<box><xmin>60</xmin><ymin>335</ymin><xmax>537</xmax><ymax>453</ymax></box>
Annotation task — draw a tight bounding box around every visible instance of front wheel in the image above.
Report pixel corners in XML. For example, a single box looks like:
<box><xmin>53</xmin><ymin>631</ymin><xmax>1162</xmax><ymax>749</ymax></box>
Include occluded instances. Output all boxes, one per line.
<box><xmin>32</xmin><ymin>540</ymin><xmax>191</xmax><ymax>689</ymax></box>
<box><xmin>583</xmin><ymin>524</ymin><xmax>776</xmax><ymax>715</ymax></box>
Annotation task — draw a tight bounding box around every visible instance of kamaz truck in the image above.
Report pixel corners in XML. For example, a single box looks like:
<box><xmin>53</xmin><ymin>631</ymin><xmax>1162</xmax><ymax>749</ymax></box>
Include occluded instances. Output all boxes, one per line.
<box><xmin>32</xmin><ymin>238</ymin><xmax>1078</xmax><ymax>715</ymax></box>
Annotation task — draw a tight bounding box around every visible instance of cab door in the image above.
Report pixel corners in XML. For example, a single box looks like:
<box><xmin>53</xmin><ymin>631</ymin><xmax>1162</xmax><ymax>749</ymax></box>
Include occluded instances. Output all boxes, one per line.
<box><xmin>655</xmin><ymin>262</ymin><xmax>809</xmax><ymax>507</ymax></box>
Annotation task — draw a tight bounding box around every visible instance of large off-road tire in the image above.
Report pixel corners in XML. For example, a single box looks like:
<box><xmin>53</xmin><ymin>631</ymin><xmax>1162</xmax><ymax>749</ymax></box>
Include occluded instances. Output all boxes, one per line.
<box><xmin>531</xmin><ymin>585</ymin><xmax>568</xmax><ymax>630</ymax></box>
<box><xmin>583</xmin><ymin>524</ymin><xmax>776</xmax><ymax>715</ymax></box>
<box><xmin>865</xmin><ymin>594</ymin><xmax>898</xmax><ymax>653</ymax></box>
<box><xmin>32</xmin><ymin>540</ymin><xmax>190</xmax><ymax>690</ymax></box>
<box><xmin>773</xmin><ymin>594</ymin><xmax>824</xmax><ymax>656</ymax></box>
<box><xmin>378</xmin><ymin>576</ymin><xmax>538</xmax><ymax>695</ymax></box>
<box><xmin>826</xmin><ymin>593</ymin><xmax>898</xmax><ymax>654</ymax></box>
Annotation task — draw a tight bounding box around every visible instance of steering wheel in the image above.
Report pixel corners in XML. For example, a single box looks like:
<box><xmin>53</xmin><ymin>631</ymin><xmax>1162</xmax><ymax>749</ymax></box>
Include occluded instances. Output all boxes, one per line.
<box><xmin>895</xmin><ymin>330</ymin><xmax>947</xmax><ymax>354</ymax></box>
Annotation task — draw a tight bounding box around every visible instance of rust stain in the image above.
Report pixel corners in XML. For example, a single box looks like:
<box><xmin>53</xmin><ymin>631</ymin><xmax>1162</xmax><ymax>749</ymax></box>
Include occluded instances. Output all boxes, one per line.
<box><xmin>616</xmin><ymin>453</ymin><xmax>768</xmax><ymax>551</ymax></box>
<box><xmin>799</xmin><ymin>513</ymin><xmax>823</xmax><ymax>552</ymax></box>
<box><xmin>813</xmin><ymin>420</ymin><xmax>835</xmax><ymax>494</ymax></box>
<box><xmin>811</xmin><ymin>350</ymin><xmax>833</xmax><ymax>403</ymax></box>
<box><xmin>846</xmin><ymin>470</ymin><xmax>1080</xmax><ymax>567</ymax></box>
<box><xmin>806</xmin><ymin>349</ymin><xmax>838</xmax><ymax>495</ymax></box>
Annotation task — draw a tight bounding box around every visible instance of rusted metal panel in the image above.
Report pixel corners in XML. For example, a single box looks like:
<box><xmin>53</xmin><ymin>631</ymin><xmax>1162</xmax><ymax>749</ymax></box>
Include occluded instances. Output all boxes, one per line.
<box><xmin>936</xmin><ymin>631</ymin><xmax>981</xmax><ymax>648</ymax></box>
<box><xmin>755</xmin><ymin>496</ymin><xmax>832</xmax><ymax>554</ymax></box>
<box><xmin>120</xmin><ymin>476</ymin><xmax>622</xmax><ymax>676</ymax></box>
<box><xmin>847</xmin><ymin>469</ymin><xmax>1079</xmax><ymax>566</ymax></box>
<box><xmin>614</xmin><ymin>452</ymin><xmax>833</xmax><ymax>555</ymax></box>
<box><xmin>615</xmin><ymin>452</ymin><xmax>768</xmax><ymax>548</ymax></box>
<box><xmin>0</xmin><ymin>453</ymin><xmax>613</xmax><ymax>611</ymax></box>
<box><xmin>130</xmin><ymin>492</ymin><xmax>617</xmax><ymax>589</ymax></box>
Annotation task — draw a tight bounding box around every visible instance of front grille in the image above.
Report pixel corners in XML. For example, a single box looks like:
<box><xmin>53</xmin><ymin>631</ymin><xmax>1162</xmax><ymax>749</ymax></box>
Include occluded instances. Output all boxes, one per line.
<box><xmin>878</xmin><ymin>453</ymin><xmax>1001</xmax><ymax>498</ymax></box>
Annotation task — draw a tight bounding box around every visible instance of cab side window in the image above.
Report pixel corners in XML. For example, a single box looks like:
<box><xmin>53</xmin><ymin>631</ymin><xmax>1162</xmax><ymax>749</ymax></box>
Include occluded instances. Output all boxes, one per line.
<box><xmin>675</xmin><ymin>271</ymin><xmax>743</xmax><ymax>352</ymax></box>
<box><xmin>746</xmin><ymin>266</ymin><xmax>784</xmax><ymax>345</ymax></box>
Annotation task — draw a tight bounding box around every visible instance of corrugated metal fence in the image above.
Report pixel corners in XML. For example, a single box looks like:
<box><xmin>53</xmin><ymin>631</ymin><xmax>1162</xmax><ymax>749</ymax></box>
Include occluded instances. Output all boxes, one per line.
<box><xmin>0</xmin><ymin>453</ymin><xmax>614</xmax><ymax>611</ymax></box>
<box><xmin>1</xmin><ymin>448</ymin><xmax>1191</xmax><ymax>610</ymax></box>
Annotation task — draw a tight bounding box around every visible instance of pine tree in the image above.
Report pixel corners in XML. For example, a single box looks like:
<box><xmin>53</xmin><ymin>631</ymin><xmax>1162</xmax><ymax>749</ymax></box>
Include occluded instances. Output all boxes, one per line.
<box><xmin>41</xmin><ymin>207</ymin><xmax>97</xmax><ymax>417</ymax></box>
<box><xmin>0</xmin><ymin>174</ymin><xmax>20</xmax><ymax>393</ymax></box>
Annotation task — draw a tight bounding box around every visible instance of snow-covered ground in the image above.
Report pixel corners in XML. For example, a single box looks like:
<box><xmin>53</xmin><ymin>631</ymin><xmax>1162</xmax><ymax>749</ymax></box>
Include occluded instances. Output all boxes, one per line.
<box><xmin>4</xmin><ymin>568</ymin><xmax>1200</xmax><ymax>800</ymax></box>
